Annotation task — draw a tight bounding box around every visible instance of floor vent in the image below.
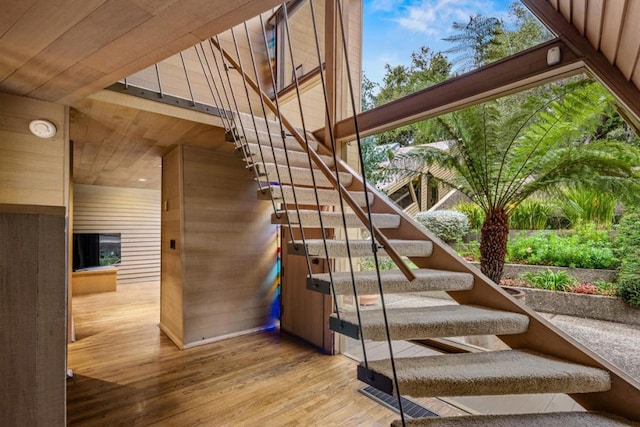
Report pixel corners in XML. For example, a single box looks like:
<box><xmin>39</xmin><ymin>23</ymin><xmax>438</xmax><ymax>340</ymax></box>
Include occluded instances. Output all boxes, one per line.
<box><xmin>359</xmin><ymin>385</ymin><xmax>439</xmax><ymax>419</ymax></box>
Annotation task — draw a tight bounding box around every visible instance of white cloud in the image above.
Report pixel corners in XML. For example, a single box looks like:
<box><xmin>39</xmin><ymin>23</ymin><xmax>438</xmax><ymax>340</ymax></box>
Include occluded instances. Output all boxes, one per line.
<box><xmin>394</xmin><ymin>0</ymin><xmax>501</xmax><ymax>37</ymax></box>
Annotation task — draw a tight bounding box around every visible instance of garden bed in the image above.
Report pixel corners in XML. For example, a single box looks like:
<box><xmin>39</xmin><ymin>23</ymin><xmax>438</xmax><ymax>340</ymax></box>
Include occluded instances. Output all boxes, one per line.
<box><xmin>500</xmin><ymin>263</ymin><xmax>617</xmax><ymax>284</ymax></box>
<box><xmin>503</xmin><ymin>286</ymin><xmax>640</xmax><ymax>326</ymax></box>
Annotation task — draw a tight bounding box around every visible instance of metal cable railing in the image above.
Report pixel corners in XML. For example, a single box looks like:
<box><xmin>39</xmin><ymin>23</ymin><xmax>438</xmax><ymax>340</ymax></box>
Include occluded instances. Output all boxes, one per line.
<box><xmin>212</xmin><ymin>4</ymin><xmax>411</xmax><ymax>424</ymax></box>
<box><xmin>120</xmin><ymin>3</ymin><xmax>413</xmax><ymax>424</ymax></box>
<box><xmin>211</xmin><ymin>32</ymin><xmax>315</xmax><ymax>277</ymax></box>
<box><xmin>335</xmin><ymin>0</ymin><xmax>406</xmax><ymax>422</ymax></box>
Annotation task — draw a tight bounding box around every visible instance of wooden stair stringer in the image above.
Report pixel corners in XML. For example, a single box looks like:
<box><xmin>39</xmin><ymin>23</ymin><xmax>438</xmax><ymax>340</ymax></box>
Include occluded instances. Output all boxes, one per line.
<box><xmin>331</xmin><ymin>156</ymin><xmax>640</xmax><ymax>421</ymax></box>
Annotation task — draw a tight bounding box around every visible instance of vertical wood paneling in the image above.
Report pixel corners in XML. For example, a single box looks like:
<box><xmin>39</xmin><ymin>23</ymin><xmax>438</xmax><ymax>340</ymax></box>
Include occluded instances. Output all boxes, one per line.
<box><xmin>0</xmin><ymin>209</ymin><xmax>66</xmax><ymax>427</ymax></box>
<box><xmin>160</xmin><ymin>146</ymin><xmax>184</xmax><ymax>346</ymax></box>
<box><xmin>180</xmin><ymin>144</ymin><xmax>276</xmax><ymax>346</ymax></box>
<box><xmin>599</xmin><ymin>0</ymin><xmax>626</xmax><ymax>64</ymax></box>
<box><xmin>585</xmin><ymin>0</ymin><xmax>605</xmax><ymax>50</ymax></box>
<box><xmin>614</xmin><ymin>0</ymin><xmax>640</xmax><ymax>80</ymax></box>
<box><xmin>0</xmin><ymin>93</ymin><xmax>67</xmax><ymax>207</ymax></box>
<box><xmin>73</xmin><ymin>184</ymin><xmax>161</xmax><ymax>285</ymax></box>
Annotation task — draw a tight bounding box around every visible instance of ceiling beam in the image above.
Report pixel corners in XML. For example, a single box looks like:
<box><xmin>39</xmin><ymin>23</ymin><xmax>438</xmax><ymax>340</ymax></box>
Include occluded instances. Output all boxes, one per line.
<box><xmin>324</xmin><ymin>39</ymin><xmax>582</xmax><ymax>142</ymax></box>
<box><xmin>523</xmin><ymin>0</ymin><xmax>640</xmax><ymax>125</ymax></box>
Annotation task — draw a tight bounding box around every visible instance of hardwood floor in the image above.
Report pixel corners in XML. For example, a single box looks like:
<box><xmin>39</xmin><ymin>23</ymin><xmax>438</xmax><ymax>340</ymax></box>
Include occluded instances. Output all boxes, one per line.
<box><xmin>67</xmin><ymin>282</ymin><xmax>463</xmax><ymax>426</ymax></box>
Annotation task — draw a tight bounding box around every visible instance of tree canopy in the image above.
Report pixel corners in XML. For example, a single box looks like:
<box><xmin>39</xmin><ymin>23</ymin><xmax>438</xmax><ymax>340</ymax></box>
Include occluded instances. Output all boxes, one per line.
<box><xmin>360</xmin><ymin>2</ymin><xmax>640</xmax><ymax>282</ymax></box>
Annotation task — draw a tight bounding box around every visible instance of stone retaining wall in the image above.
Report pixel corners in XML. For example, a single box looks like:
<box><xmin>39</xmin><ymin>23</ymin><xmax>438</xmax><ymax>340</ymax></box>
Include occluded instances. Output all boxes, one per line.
<box><xmin>505</xmin><ymin>286</ymin><xmax>640</xmax><ymax>326</ymax></box>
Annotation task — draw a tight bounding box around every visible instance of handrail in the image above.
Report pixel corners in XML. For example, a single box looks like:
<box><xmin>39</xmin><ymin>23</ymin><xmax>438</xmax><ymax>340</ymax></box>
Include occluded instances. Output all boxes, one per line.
<box><xmin>210</xmin><ymin>37</ymin><xmax>417</xmax><ymax>282</ymax></box>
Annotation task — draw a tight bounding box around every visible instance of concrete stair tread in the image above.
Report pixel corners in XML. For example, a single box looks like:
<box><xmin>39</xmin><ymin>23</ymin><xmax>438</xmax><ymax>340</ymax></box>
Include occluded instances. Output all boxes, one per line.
<box><xmin>244</xmin><ymin>143</ymin><xmax>334</xmax><ymax>168</ymax></box>
<box><xmin>288</xmin><ymin>239</ymin><xmax>433</xmax><ymax>258</ymax></box>
<box><xmin>257</xmin><ymin>163</ymin><xmax>353</xmax><ymax>188</ymax></box>
<box><xmin>272</xmin><ymin>210</ymin><xmax>401</xmax><ymax>229</ymax></box>
<box><xmin>308</xmin><ymin>269</ymin><xmax>474</xmax><ymax>295</ymax></box>
<box><xmin>360</xmin><ymin>349</ymin><xmax>611</xmax><ymax>397</ymax></box>
<box><xmin>330</xmin><ymin>305</ymin><xmax>529</xmax><ymax>341</ymax></box>
<box><xmin>391</xmin><ymin>412</ymin><xmax>640</xmax><ymax>426</ymax></box>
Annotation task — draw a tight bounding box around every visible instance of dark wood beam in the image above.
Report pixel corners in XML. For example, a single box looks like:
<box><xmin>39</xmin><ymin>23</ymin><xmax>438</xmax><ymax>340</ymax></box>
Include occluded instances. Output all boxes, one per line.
<box><xmin>523</xmin><ymin>0</ymin><xmax>640</xmax><ymax>125</ymax></box>
<box><xmin>321</xmin><ymin>38</ymin><xmax>582</xmax><ymax>142</ymax></box>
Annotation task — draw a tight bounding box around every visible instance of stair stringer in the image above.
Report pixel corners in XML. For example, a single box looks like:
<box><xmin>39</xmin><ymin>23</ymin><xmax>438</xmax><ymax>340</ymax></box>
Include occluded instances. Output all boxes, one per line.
<box><xmin>333</xmin><ymin>156</ymin><xmax>640</xmax><ymax>421</ymax></box>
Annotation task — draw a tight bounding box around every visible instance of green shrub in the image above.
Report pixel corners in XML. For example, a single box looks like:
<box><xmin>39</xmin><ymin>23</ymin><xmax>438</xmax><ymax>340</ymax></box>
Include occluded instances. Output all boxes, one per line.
<box><xmin>558</xmin><ymin>188</ymin><xmax>616</xmax><ymax>229</ymax></box>
<box><xmin>521</xmin><ymin>269</ymin><xmax>576</xmax><ymax>291</ymax></box>
<box><xmin>509</xmin><ymin>199</ymin><xmax>555</xmax><ymax>230</ymax></box>
<box><xmin>452</xmin><ymin>202</ymin><xmax>485</xmax><ymax>230</ymax></box>
<box><xmin>614</xmin><ymin>211</ymin><xmax>640</xmax><ymax>307</ymax></box>
<box><xmin>507</xmin><ymin>226</ymin><xmax>618</xmax><ymax>269</ymax></box>
<box><xmin>415</xmin><ymin>210</ymin><xmax>470</xmax><ymax>242</ymax></box>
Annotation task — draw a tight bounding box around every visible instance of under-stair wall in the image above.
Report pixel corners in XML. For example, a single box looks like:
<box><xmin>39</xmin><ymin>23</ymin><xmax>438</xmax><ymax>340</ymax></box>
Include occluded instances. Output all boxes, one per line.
<box><xmin>160</xmin><ymin>143</ymin><xmax>277</xmax><ymax>348</ymax></box>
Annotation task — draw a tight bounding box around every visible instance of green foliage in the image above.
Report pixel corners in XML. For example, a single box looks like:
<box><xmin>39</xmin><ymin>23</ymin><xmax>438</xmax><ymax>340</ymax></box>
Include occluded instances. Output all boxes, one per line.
<box><xmin>415</xmin><ymin>210</ymin><xmax>470</xmax><ymax>242</ymax></box>
<box><xmin>508</xmin><ymin>198</ymin><xmax>555</xmax><ymax>230</ymax></box>
<box><xmin>359</xmin><ymin>257</ymin><xmax>397</xmax><ymax>272</ymax></box>
<box><xmin>614</xmin><ymin>211</ymin><xmax>640</xmax><ymax>307</ymax></box>
<box><xmin>521</xmin><ymin>269</ymin><xmax>576</xmax><ymax>291</ymax></box>
<box><xmin>100</xmin><ymin>255</ymin><xmax>120</xmax><ymax>266</ymax></box>
<box><xmin>557</xmin><ymin>187</ymin><xmax>616</xmax><ymax>229</ymax></box>
<box><xmin>456</xmin><ymin>240</ymin><xmax>480</xmax><ymax>260</ymax></box>
<box><xmin>360</xmin><ymin>138</ymin><xmax>391</xmax><ymax>185</ymax></box>
<box><xmin>507</xmin><ymin>226</ymin><xmax>618</xmax><ymax>269</ymax></box>
<box><xmin>591</xmin><ymin>280</ymin><xmax>619</xmax><ymax>296</ymax></box>
<box><xmin>453</xmin><ymin>202</ymin><xmax>485</xmax><ymax>230</ymax></box>
<box><xmin>443</xmin><ymin>15</ymin><xmax>503</xmax><ymax>71</ymax></box>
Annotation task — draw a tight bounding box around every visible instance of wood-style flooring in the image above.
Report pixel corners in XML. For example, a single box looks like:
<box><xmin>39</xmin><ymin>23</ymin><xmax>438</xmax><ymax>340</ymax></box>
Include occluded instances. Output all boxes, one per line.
<box><xmin>67</xmin><ymin>282</ymin><xmax>464</xmax><ymax>426</ymax></box>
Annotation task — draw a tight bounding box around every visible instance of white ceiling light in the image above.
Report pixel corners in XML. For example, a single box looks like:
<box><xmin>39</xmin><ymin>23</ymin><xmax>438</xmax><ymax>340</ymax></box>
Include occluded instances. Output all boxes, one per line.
<box><xmin>29</xmin><ymin>119</ymin><xmax>57</xmax><ymax>138</ymax></box>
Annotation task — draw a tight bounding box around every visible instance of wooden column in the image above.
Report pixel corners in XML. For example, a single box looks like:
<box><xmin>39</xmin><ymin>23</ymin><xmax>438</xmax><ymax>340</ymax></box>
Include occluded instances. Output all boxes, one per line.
<box><xmin>0</xmin><ymin>206</ymin><xmax>67</xmax><ymax>426</ymax></box>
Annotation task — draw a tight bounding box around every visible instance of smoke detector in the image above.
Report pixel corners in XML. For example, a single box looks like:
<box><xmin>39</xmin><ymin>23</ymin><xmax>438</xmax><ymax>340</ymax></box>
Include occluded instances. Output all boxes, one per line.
<box><xmin>29</xmin><ymin>119</ymin><xmax>57</xmax><ymax>138</ymax></box>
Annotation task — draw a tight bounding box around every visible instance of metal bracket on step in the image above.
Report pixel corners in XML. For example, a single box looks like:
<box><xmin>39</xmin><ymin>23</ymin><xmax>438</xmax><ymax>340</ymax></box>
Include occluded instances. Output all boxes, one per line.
<box><xmin>225</xmin><ymin>129</ymin><xmax>241</xmax><ymax>142</ymax></box>
<box><xmin>357</xmin><ymin>365</ymin><xmax>394</xmax><ymax>395</ymax></box>
<box><xmin>329</xmin><ymin>316</ymin><xmax>361</xmax><ymax>339</ymax></box>
<box><xmin>306</xmin><ymin>277</ymin><xmax>331</xmax><ymax>294</ymax></box>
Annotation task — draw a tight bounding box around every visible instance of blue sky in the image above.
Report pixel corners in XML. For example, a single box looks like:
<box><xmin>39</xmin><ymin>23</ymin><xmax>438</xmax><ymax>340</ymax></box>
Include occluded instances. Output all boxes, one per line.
<box><xmin>362</xmin><ymin>0</ymin><xmax>516</xmax><ymax>85</ymax></box>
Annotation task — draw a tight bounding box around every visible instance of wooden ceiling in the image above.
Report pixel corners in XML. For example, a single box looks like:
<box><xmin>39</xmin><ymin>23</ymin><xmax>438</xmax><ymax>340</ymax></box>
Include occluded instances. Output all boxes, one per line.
<box><xmin>547</xmin><ymin>0</ymin><xmax>640</xmax><ymax>86</ymax></box>
<box><xmin>70</xmin><ymin>95</ymin><xmax>226</xmax><ymax>189</ymax></box>
<box><xmin>0</xmin><ymin>0</ymin><xmax>282</xmax><ymax>105</ymax></box>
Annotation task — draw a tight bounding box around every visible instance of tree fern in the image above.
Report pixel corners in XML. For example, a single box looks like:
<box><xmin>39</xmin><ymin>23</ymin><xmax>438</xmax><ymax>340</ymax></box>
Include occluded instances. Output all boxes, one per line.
<box><xmin>382</xmin><ymin>80</ymin><xmax>640</xmax><ymax>282</ymax></box>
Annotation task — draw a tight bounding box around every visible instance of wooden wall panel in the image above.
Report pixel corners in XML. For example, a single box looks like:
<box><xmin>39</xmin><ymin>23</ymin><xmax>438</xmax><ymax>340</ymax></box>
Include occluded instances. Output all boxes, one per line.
<box><xmin>160</xmin><ymin>146</ymin><xmax>184</xmax><ymax>346</ymax></box>
<box><xmin>73</xmin><ymin>184</ymin><xmax>161</xmax><ymax>284</ymax></box>
<box><xmin>0</xmin><ymin>209</ymin><xmax>66</xmax><ymax>427</ymax></box>
<box><xmin>599</xmin><ymin>0</ymin><xmax>625</xmax><ymax>65</ymax></box>
<box><xmin>0</xmin><ymin>93</ymin><xmax>67</xmax><ymax>207</ymax></box>
<box><xmin>181</xmin><ymin>144</ymin><xmax>275</xmax><ymax>347</ymax></box>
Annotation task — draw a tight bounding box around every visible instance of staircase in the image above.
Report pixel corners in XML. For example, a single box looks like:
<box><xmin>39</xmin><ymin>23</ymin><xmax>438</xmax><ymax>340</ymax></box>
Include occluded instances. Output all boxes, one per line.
<box><xmin>196</xmin><ymin>13</ymin><xmax>640</xmax><ymax>424</ymax></box>
<box><xmin>232</xmin><ymin>112</ymin><xmax>640</xmax><ymax>426</ymax></box>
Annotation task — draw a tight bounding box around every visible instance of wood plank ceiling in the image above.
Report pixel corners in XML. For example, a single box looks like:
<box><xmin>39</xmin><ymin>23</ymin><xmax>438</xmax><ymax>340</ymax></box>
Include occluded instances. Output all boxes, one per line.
<box><xmin>70</xmin><ymin>98</ymin><xmax>225</xmax><ymax>189</ymax></box>
<box><xmin>0</xmin><ymin>0</ymin><xmax>283</xmax><ymax>105</ymax></box>
<box><xmin>555</xmin><ymin>0</ymin><xmax>640</xmax><ymax>86</ymax></box>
